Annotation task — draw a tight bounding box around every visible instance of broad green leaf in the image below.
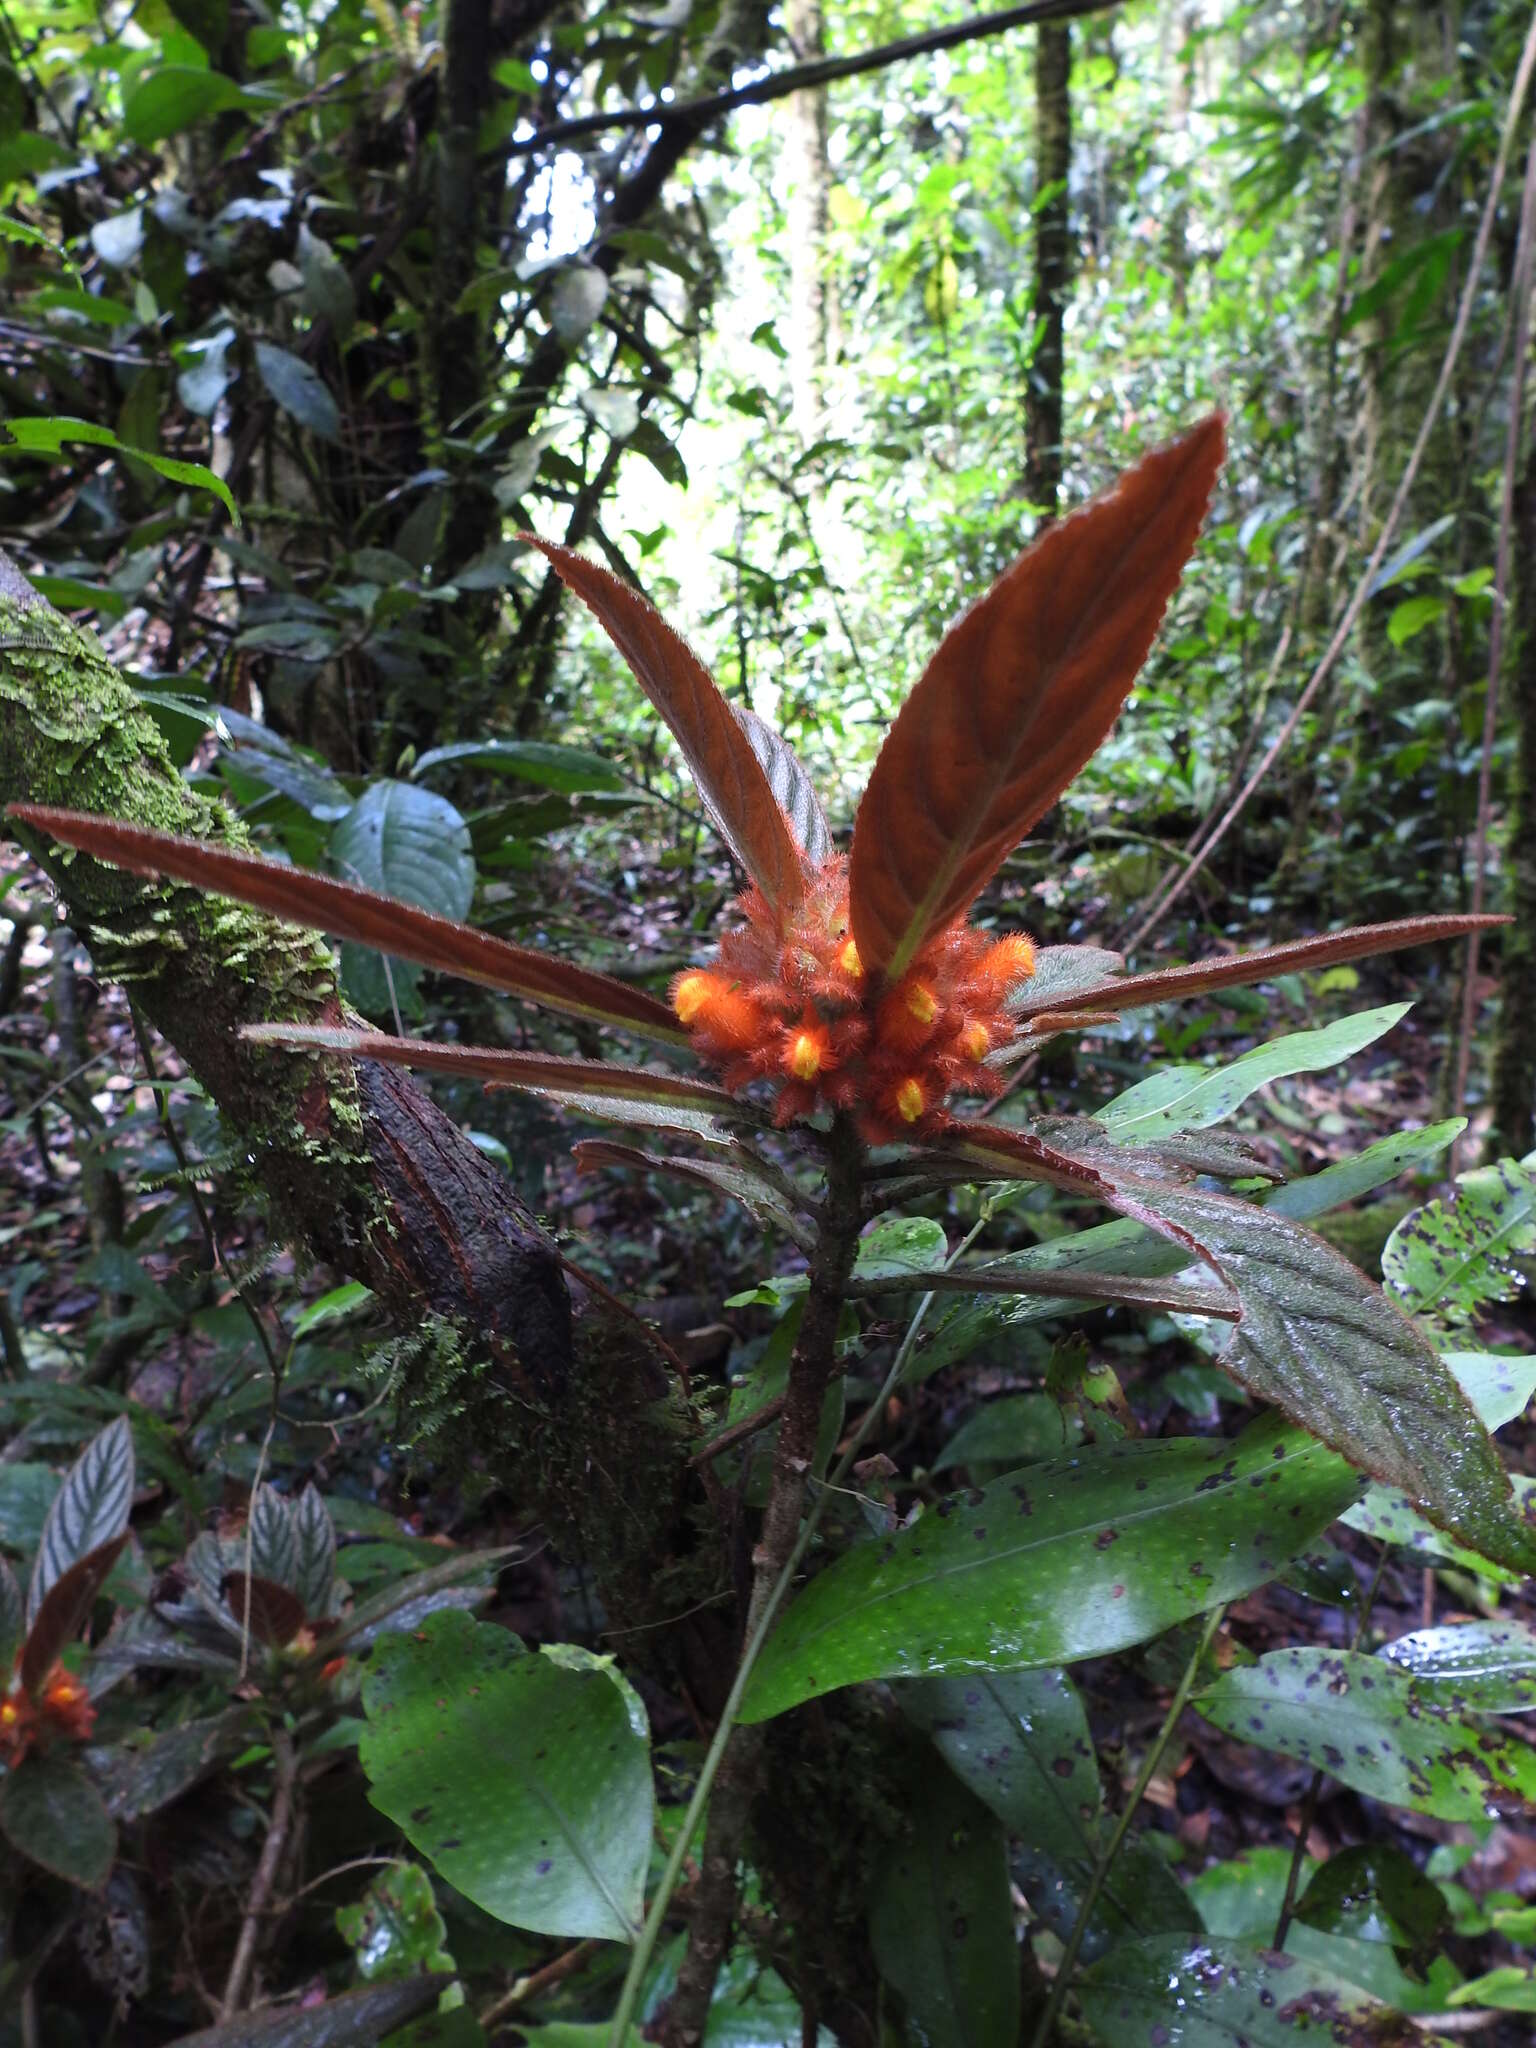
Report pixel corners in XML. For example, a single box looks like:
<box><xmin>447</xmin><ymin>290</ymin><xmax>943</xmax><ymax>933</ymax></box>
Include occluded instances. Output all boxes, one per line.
<box><xmin>412</xmin><ymin>740</ymin><xmax>626</xmax><ymax>794</ymax></box>
<box><xmin>293</xmin><ymin>1283</ymin><xmax>374</xmax><ymax>1337</ymax></box>
<box><xmin>336</xmin><ymin>1863</ymin><xmax>453</xmax><ymax>1980</ymax></box>
<box><xmin>27</xmin><ymin>1416</ymin><xmax>133</xmax><ymax>1625</ymax></box>
<box><xmin>255</xmin><ymin>339</ymin><xmax>341</xmax><ymax>441</ymax></box>
<box><xmin>1387</xmin><ymin>593</ymin><xmax>1446</xmax><ymax>646</ymax></box>
<box><xmin>359</xmin><ymin>1610</ymin><xmax>651</xmax><ymax>1941</ymax></box>
<box><xmin>122</xmin><ymin>66</ymin><xmax>261</xmax><ymax>145</ymax></box>
<box><xmin>1076</xmin><ymin>1938</ymin><xmax>1420</xmax><ymax>2048</ymax></box>
<box><xmin>1340</xmin><ymin>1481</ymin><xmax>1526</xmax><ymax>1584</ymax></box>
<box><xmin>1096</xmin><ymin>1005</ymin><xmax>1408</xmax><ymax>1143</ymax></box>
<box><xmin>1262</xmin><ymin>1119</ymin><xmax>1463</xmax><ymax>1220</ymax></box>
<box><xmin>1440</xmin><ymin>1351</ymin><xmax>1536</xmax><ymax>1432</ymax></box>
<box><xmin>741</xmin><ymin>1419</ymin><xmax>1361</xmax><ymax>1722</ymax></box>
<box><xmin>1383</xmin><ymin>1157</ymin><xmax>1536</xmax><ymax>1328</ymax></box>
<box><xmin>1293</xmin><ymin>1843</ymin><xmax>1448</xmax><ymax>1951</ymax></box>
<box><xmin>0</xmin><ymin>1755</ymin><xmax>116</xmax><ymax>1887</ymax></box>
<box><xmin>331</xmin><ymin>782</ymin><xmax>474</xmax><ymax>920</ymax></box>
<box><xmin>932</xmin><ymin>1394</ymin><xmax>1085</xmax><ymax>1470</ymax></box>
<box><xmin>1190</xmin><ymin>1848</ymin><xmax>1315</xmax><ymax>1941</ymax></box>
<box><xmin>100</xmin><ymin>1707</ymin><xmax>258</xmax><ymax>1819</ymax></box>
<box><xmin>867</xmin><ymin>1762</ymin><xmax>1019</xmax><ymax>2048</ymax></box>
<box><xmin>1378</xmin><ymin>1619</ymin><xmax>1536</xmax><ymax>1712</ymax></box>
<box><xmin>1195</xmin><ymin>1648</ymin><xmax>1536</xmax><ymax>1818</ymax></box>
<box><xmin>0</xmin><ymin>416</ymin><xmax>238</xmax><ymax>520</ymax></box>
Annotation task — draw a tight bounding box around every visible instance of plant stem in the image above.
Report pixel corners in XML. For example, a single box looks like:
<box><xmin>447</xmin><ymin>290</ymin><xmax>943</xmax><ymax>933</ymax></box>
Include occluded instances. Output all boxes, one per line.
<box><xmin>1028</xmin><ymin>1601</ymin><xmax>1226</xmax><ymax>2048</ymax></box>
<box><xmin>220</xmin><ymin>1727</ymin><xmax>298</xmax><ymax>2019</ymax></box>
<box><xmin>608</xmin><ymin>1170</ymin><xmax>986</xmax><ymax>2047</ymax></box>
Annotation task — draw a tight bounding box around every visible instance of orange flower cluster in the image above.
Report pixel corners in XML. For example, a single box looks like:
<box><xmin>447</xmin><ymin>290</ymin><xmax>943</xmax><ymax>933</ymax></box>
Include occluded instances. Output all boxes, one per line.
<box><xmin>0</xmin><ymin>1664</ymin><xmax>96</xmax><ymax>1766</ymax></box>
<box><xmin>671</xmin><ymin>857</ymin><xmax>1036</xmax><ymax>1141</ymax></box>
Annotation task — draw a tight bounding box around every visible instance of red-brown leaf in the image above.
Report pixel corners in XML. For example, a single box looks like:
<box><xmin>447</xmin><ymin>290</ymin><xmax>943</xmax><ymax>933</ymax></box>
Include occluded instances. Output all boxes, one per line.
<box><xmin>8</xmin><ymin>807</ymin><xmax>686</xmax><ymax>1045</ymax></box>
<box><xmin>522</xmin><ymin>537</ymin><xmax>809</xmax><ymax>916</ymax></box>
<box><xmin>849</xmin><ymin>414</ymin><xmax>1226</xmax><ymax>980</ymax></box>
<box><xmin>240</xmin><ymin>1023</ymin><xmax>743</xmax><ymax>1114</ymax></box>
<box><xmin>1010</xmin><ymin>914</ymin><xmax>1512</xmax><ymax>1022</ymax></box>
<box><xmin>221</xmin><ymin>1573</ymin><xmax>308</xmax><ymax>1648</ymax></box>
<box><xmin>19</xmin><ymin>1537</ymin><xmax>127</xmax><ymax>1698</ymax></box>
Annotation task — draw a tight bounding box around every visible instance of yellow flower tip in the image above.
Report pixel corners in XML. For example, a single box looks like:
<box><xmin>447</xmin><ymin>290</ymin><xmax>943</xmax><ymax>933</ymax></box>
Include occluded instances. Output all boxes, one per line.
<box><xmin>838</xmin><ymin>938</ymin><xmax>862</xmax><ymax>977</ymax></box>
<box><xmin>787</xmin><ymin>1030</ymin><xmax>826</xmax><ymax>1082</ymax></box>
<box><xmin>905</xmin><ymin>983</ymin><xmax>938</xmax><ymax>1025</ymax></box>
<box><xmin>895</xmin><ymin>1077</ymin><xmax>926</xmax><ymax>1123</ymax></box>
<box><xmin>0</xmin><ymin>1701</ymin><xmax>17</xmax><ymax>1727</ymax></box>
<box><xmin>961</xmin><ymin>1021</ymin><xmax>991</xmax><ymax>1061</ymax></box>
<box><xmin>673</xmin><ymin>972</ymin><xmax>714</xmax><ymax>1025</ymax></box>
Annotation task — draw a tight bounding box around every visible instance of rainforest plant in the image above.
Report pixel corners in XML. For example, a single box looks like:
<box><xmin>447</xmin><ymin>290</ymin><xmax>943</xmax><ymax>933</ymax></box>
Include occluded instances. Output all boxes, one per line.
<box><xmin>11</xmin><ymin>413</ymin><xmax>1534</xmax><ymax>2046</ymax></box>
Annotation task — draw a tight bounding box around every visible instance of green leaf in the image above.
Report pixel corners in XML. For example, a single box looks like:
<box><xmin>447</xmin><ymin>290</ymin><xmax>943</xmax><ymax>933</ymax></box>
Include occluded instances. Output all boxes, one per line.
<box><xmin>1075</xmin><ymin>1938</ymin><xmax>1420</xmax><ymax>2048</ymax></box>
<box><xmin>298</xmin><ymin>224</ymin><xmax>356</xmax><ymax>341</ymax></box>
<box><xmin>0</xmin><ymin>415</ymin><xmax>238</xmax><ymax>520</ymax></box>
<box><xmin>336</xmin><ymin>1863</ymin><xmax>453</xmax><ymax>1980</ymax></box>
<box><xmin>932</xmin><ymin>1394</ymin><xmax>1085</xmax><ymax>1471</ymax></box>
<box><xmin>100</xmin><ymin>1707</ymin><xmax>258</xmax><ymax>1819</ymax></box>
<box><xmin>331</xmin><ymin>783</ymin><xmax>475</xmax><ymax>920</ymax></box>
<box><xmin>247</xmin><ymin>1484</ymin><xmax>299</xmax><ymax>1592</ymax></box>
<box><xmin>255</xmin><ymin>339</ymin><xmax>341</xmax><ymax>441</ymax></box>
<box><xmin>1448</xmin><ymin>1965</ymin><xmax>1536</xmax><ymax>2011</ymax></box>
<box><xmin>1261</xmin><ymin>1119</ymin><xmax>1463</xmax><ymax>1221</ymax></box>
<box><xmin>1339</xmin><ymin>1480</ymin><xmax>1528</xmax><ymax>1583</ymax></box>
<box><xmin>741</xmin><ymin>1418</ymin><xmax>1361</xmax><ymax>1723</ymax></box>
<box><xmin>1293</xmin><ymin>1843</ymin><xmax>1447</xmax><ymax>1952</ymax></box>
<box><xmin>123</xmin><ymin>66</ymin><xmax>260</xmax><ymax>146</ymax></box>
<box><xmin>867</xmin><ymin>1762</ymin><xmax>1019</xmax><ymax>2048</ymax></box>
<box><xmin>0</xmin><ymin>1755</ymin><xmax>116</xmax><ymax>1887</ymax></box>
<box><xmin>27</xmin><ymin>1416</ymin><xmax>133</xmax><ymax>1626</ymax></box>
<box><xmin>293</xmin><ymin>1283</ymin><xmax>374</xmax><ymax>1337</ymax></box>
<box><xmin>412</xmin><ymin>740</ymin><xmax>626</xmax><ymax>794</ymax></box>
<box><xmin>359</xmin><ymin>1610</ymin><xmax>651</xmax><ymax>1941</ymax></box>
<box><xmin>1378</xmin><ymin>1619</ymin><xmax>1536</xmax><ymax>1712</ymax></box>
<box><xmin>1122</xmin><ymin>1180</ymin><xmax>1536</xmax><ymax>1576</ymax></box>
<box><xmin>1386</xmin><ymin>593</ymin><xmax>1446</xmax><ymax>646</ymax></box>
<box><xmin>1096</xmin><ymin>1005</ymin><xmax>1408</xmax><ymax>1143</ymax></box>
<box><xmin>1383</xmin><ymin>1157</ymin><xmax>1536</xmax><ymax>1328</ymax></box>
<box><xmin>1441</xmin><ymin>1351</ymin><xmax>1536</xmax><ymax>1432</ymax></box>
<box><xmin>1365</xmin><ymin>511</ymin><xmax>1457</xmax><ymax>593</ymax></box>
<box><xmin>165</xmin><ymin>0</ymin><xmax>230</xmax><ymax>53</ymax></box>
<box><xmin>1195</xmin><ymin>1647</ymin><xmax>1536</xmax><ymax>1818</ymax></box>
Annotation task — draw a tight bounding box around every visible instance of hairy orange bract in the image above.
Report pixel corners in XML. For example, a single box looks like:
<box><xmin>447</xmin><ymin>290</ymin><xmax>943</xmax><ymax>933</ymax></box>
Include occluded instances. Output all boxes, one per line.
<box><xmin>669</xmin><ymin>855</ymin><xmax>1036</xmax><ymax>1139</ymax></box>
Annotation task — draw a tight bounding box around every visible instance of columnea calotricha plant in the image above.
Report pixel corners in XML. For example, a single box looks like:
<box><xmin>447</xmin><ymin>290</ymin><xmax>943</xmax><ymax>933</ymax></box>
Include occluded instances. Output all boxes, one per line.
<box><xmin>13</xmin><ymin>412</ymin><xmax>1536</xmax><ymax>2040</ymax></box>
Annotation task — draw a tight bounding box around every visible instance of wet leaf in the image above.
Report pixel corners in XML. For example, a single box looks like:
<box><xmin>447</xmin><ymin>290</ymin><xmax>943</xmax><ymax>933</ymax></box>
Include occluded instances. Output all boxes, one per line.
<box><xmin>1383</xmin><ymin>1157</ymin><xmax>1536</xmax><ymax>1329</ymax></box>
<box><xmin>741</xmin><ymin>1418</ymin><xmax>1361</xmax><ymax>1722</ymax></box>
<box><xmin>359</xmin><ymin>1609</ymin><xmax>651</xmax><ymax>1940</ymax></box>
<box><xmin>1378</xmin><ymin>1619</ymin><xmax>1536</xmax><ymax>1713</ymax></box>
<box><xmin>522</xmin><ymin>539</ymin><xmax>808</xmax><ymax>916</ymax></box>
<box><xmin>867</xmin><ymin>1761</ymin><xmax>1019</xmax><ymax>2048</ymax></box>
<box><xmin>1075</xmin><ymin>1938</ymin><xmax>1421</xmax><ymax>2047</ymax></box>
<box><xmin>101</xmin><ymin>1707</ymin><xmax>258</xmax><ymax>1819</ymax></box>
<box><xmin>9</xmin><ymin>810</ymin><xmax>686</xmax><ymax>1046</ymax></box>
<box><xmin>335</xmin><ymin>1862</ymin><xmax>453</xmax><ymax>1980</ymax></box>
<box><xmin>849</xmin><ymin>414</ymin><xmax>1224</xmax><ymax>979</ymax></box>
<box><xmin>1195</xmin><ymin>1648</ymin><xmax>1536</xmax><ymax>1819</ymax></box>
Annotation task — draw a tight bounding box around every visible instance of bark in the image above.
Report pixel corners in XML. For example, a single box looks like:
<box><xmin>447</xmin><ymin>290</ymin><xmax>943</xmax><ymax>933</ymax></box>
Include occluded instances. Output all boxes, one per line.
<box><xmin>1024</xmin><ymin>21</ymin><xmax>1072</xmax><ymax>517</ymax></box>
<box><xmin>1490</xmin><ymin>425</ymin><xmax>1536</xmax><ymax>1153</ymax></box>
<box><xmin>784</xmin><ymin>0</ymin><xmax>832</xmax><ymax>449</ymax></box>
<box><xmin>0</xmin><ymin>552</ymin><xmax>710</xmax><ymax>1641</ymax></box>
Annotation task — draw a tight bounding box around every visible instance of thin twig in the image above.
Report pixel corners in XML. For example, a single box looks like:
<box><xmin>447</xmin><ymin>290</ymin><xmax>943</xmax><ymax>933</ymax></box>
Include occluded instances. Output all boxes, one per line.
<box><xmin>479</xmin><ymin>1940</ymin><xmax>600</xmax><ymax>2027</ymax></box>
<box><xmin>219</xmin><ymin>1728</ymin><xmax>299</xmax><ymax>2019</ymax></box>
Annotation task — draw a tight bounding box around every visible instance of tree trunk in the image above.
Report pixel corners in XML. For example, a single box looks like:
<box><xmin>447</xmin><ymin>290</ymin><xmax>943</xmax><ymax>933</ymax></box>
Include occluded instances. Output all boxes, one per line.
<box><xmin>0</xmin><ymin>553</ymin><xmax>715</xmax><ymax>1649</ymax></box>
<box><xmin>784</xmin><ymin>0</ymin><xmax>831</xmax><ymax>450</ymax></box>
<box><xmin>1490</xmin><ymin>427</ymin><xmax>1536</xmax><ymax>1153</ymax></box>
<box><xmin>1024</xmin><ymin>22</ymin><xmax>1072</xmax><ymax>518</ymax></box>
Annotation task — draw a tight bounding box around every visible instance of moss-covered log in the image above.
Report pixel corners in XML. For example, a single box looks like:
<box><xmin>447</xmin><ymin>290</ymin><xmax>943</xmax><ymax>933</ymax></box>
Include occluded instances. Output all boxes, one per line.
<box><xmin>0</xmin><ymin>549</ymin><xmax>711</xmax><ymax>1636</ymax></box>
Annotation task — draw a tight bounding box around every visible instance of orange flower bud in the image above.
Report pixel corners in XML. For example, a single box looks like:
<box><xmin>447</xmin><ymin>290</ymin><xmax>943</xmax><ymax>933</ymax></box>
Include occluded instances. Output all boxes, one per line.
<box><xmin>972</xmin><ymin>934</ymin><xmax>1037</xmax><ymax>998</ymax></box>
<box><xmin>785</xmin><ymin>1026</ymin><xmax>831</xmax><ymax>1082</ymax></box>
<box><xmin>894</xmin><ymin>1077</ymin><xmax>926</xmax><ymax>1123</ymax></box>
<box><xmin>878</xmin><ymin>980</ymin><xmax>941</xmax><ymax>1052</ymax></box>
<box><xmin>838</xmin><ymin>938</ymin><xmax>862</xmax><ymax>977</ymax></box>
<box><xmin>960</xmin><ymin>1020</ymin><xmax>991</xmax><ymax>1061</ymax></box>
<box><xmin>673</xmin><ymin>971</ymin><xmax>714</xmax><ymax>1024</ymax></box>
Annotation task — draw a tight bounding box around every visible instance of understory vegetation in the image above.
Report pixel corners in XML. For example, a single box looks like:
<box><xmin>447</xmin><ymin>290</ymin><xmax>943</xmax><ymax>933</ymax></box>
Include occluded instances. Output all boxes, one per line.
<box><xmin>3</xmin><ymin>0</ymin><xmax>1536</xmax><ymax>2044</ymax></box>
